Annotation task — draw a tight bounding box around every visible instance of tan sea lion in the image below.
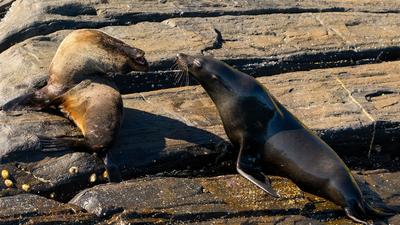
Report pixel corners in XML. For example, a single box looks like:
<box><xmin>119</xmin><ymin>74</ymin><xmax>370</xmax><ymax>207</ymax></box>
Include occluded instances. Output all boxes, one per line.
<box><xmin>2</xmin><ymin>29</ymin><xmax>148</xmax><ymax>111</ymax></box>
<box><xmin>2</xmin><ymin>29</ymin><xmax>149</xmax><ymax>182</ymax></box>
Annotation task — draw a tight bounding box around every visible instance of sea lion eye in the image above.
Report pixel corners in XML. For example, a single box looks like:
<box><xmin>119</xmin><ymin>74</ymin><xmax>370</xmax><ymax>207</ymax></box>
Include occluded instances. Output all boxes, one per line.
<box><xmin>193</xmin><ymin>59</ymin><xmax>202</xmax><ymax>68</ymax></box>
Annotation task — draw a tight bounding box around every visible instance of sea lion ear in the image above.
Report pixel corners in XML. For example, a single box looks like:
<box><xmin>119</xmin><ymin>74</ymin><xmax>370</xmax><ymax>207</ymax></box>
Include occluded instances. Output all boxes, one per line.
<box><xmin>193</xmin><ymin>59</ymin><xmax>202</xmax><ymax>68</ymax></box>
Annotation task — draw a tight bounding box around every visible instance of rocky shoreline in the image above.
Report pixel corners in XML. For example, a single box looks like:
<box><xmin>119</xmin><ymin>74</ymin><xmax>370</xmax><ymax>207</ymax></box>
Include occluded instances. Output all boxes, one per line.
<box><xmin>0</xmin><ymin>0</ymin><xmax>399</xmax><ymax>224</ymax></box>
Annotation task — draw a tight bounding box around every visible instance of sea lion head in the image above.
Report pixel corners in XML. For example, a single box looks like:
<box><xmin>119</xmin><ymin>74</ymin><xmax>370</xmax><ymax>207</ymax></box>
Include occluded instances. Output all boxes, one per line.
<box><xmin>176</xmin><ymin>53</ymin><xmax>251</xmax><ymax>103</ymax></box>
<box><xmin>122</xmin><ymin>46</ymin><xmax>149</xmax><ymax>72</ymax></box>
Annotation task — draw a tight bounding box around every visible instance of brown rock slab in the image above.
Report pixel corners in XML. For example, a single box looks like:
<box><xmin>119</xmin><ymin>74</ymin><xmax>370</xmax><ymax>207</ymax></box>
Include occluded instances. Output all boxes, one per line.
<box><xmin>70</xmin><ymin>173</ymin><xmax>400</xmax><ymax>224</ymax></box>
<box><xmin>0</xmin><ymin>61</ymin><xmax>399</xmax><ymax>200</ymax></box>
<box><xmin>2</xmin><ymin>11</ymin><xmax>400</xmax><ymax>102</ymax></box>
<box><xmin>1</xmin><ymin>0</ymin><xmax>400</xmax><ymax>54</ymax></box>
<box><xmin>166</xmin><ymin>12</ymin><xmax>400</xmax><ymax>74</ymax></box>
<box><xmin>0</xmin><ymin>193</ymin><xmax>96</xmax><ymax>224</ymax></box>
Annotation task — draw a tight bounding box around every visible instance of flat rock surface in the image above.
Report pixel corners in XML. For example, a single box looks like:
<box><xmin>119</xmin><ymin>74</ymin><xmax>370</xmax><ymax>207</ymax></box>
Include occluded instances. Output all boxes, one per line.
<box><xmin>1</xmin><ymin>0</ymin><xmax>400</xmax><ymax>54</ymax></box>
<box><xmin>0</xmin><ymin>61</ymin><xmax>399</xmax><ymax>203</ymax></box>
<box><xmin>2</xmin><ymin>11</ymin><xmax>400</xmax><ymax>103</ymax></box>
<box><xmin>70</xmin><ymin>173</ymin><xmax>400</xmax><ymax>224</ymax></box>
<box><xmin>0</xmin><ymin>193</ymin><xmax>96</xmax><ymax>224</ymax></box>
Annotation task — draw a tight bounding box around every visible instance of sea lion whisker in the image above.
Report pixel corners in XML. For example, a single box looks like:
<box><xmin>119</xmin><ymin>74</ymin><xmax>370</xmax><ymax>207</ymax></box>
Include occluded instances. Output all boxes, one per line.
<box><xmin>170</xmin><ymin>61</ymin><xmax>179</xmax><ymax>70</ymax></box>
<box><xmin>173</xmin><ymin>70</ymin><xmax>183</xmax><ymax>85</ymax></box>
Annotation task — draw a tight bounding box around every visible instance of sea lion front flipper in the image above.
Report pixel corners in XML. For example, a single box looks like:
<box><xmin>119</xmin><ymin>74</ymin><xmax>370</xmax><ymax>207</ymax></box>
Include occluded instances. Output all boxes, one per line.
<box><xmin>236</xmin><ymin>146</ymin><xmax>279</xmax><ymax>198</ymax></box>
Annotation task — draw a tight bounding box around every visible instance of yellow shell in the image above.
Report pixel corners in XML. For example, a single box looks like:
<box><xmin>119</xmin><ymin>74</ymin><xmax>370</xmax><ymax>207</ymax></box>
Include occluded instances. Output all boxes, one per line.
<box><xmin>4</xmin><ymin>179</ymin><xmax>13</xmax><ymax>188</ymax></box>
<box><xmin>89</xmin><ymin>173</ymin><xmax>97</xmax><ymax>183</ymax></box>
<box><xmin>69</xmin><ymin>166</ymin><xmax>79</xmax><ymax>175</ymax></box>
<box><xmin>103</xmin><ymin>170</ymin><xmax>109</xmax><ymax>179</ymax></box>
<box><xmin>1</xmin><ymin>169</ymin><xmax>9</xmax><ymax>179</ymax></box>
<box><xmin>22</xmin><ymin>184</ymin><xmax>30</xmax><ymax>192</ymax></box>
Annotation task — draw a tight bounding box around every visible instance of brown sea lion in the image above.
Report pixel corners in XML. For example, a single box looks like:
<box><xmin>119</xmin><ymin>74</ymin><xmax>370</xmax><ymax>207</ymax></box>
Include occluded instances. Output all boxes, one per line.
<box><xmin>2</xmin><ymin>29</ymin><xmax>149</xmax><ymax>182</ymax></box>
<box><xmin>176</xmin><ymin>53</ymin><xmax>399</xmax><ymax>224</ymax></box>
<box><xmin>2</xmin><ymin>29</ymin><xmax>148</xmax><ymax>111</ymax></box>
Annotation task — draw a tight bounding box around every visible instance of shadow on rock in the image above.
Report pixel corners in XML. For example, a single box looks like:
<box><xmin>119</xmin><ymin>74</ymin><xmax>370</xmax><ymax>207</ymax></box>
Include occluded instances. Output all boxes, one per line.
<box><xmin>110</xmin><ymin>108</ymin><xmax>230</xmax><ymax>179</ymax></box>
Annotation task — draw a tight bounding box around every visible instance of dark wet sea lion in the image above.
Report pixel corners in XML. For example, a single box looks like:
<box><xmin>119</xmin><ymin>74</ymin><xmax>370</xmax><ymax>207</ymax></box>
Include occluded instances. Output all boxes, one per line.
<box><xmin>176</xmin><ymin>53</ymin><xmax>398</xmax><ymax>224</ymax></box>
<box><xmin>1</xmin><ymin>29</ymin><xmax>149</xmax><ymax>182</ymax></box>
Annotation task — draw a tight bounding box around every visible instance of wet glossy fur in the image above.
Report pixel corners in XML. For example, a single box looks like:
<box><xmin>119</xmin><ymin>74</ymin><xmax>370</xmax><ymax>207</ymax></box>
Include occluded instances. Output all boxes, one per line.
<box><xmin>176</xmin><ymin>53</ymin><xmax>398</xmax><ymax>224</ymax></box>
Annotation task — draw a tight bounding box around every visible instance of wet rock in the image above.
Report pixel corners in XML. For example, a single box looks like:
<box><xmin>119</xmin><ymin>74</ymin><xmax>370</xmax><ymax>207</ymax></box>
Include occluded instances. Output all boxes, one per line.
<box><xmin>0</xmin><ymin>193</ymin><xmax>97</xmax><ymax>224</ymax></box>
<box><xmin>0</xmin><ymin>152</ymin><xmax>105</xmax><ymax>201</ymax></box>
<box><xmin>70</xmin><ymin>173</ymin><xmax>400</xmax><ymax>224</ymax></box>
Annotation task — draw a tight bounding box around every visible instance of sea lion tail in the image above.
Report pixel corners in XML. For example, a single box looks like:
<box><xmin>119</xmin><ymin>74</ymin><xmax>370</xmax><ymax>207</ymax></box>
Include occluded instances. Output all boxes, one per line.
<box><xmin>364</xmin><ymin>202</ymin><xmax>400</xmax><ymax>217</ymax></box>
<box><xmin>345</xmin><ymin>199</ymin><xmax>399</xmax><ymax>225</ymax></box>
<box><xmin>345</xmin><ymin>198</ymin><xmax>400</xmax><ymax>225</ymax></box>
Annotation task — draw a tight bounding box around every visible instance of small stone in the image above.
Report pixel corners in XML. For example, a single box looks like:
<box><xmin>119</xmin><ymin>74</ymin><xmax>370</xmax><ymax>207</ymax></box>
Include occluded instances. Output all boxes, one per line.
<box><xmin>1</xmin><ymin>169</ymin><xmax>9</xmax><ymax>179</ymax></box>
<box><xmin>69</xmin><ymin>166</ymin><xmax>79</xmax><ymax>175</ymax></box>
<box><xmin>22</xmin><ymin>184</ymin><xmax>30</xmax><ymax>192</ymax></box>
<box><xmin>89</xmin><ymin>173</ymin><xmax>97</xmax><ymax>183</ymax></box>
<box><xmin>50</xmin><ymin>192</ymin><xmax>56</xmax><ymax>199</ymax></box>
<box><xmin>4</xmin><ymin>179</ymin><xmax>13</xmax><ymax>188</ymax></box>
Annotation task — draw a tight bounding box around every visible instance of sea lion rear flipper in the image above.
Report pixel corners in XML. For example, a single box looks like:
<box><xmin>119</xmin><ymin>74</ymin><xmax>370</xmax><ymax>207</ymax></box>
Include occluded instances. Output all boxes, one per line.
<box><xmin>54</xmin><ymin>80</ymin><xmax>92</xmax><ymax>103</ymax></box>
<box><xmin>37</xmin><ymin>135</ymin><xmax>87</xmax><ymax>152</ymax></box>
<box><xmin>236</xmin><ymin>146</ymin><xmax>279</xmax><ymax>198</ymax></box>
<box><xmin>1</xmin><ymin>92</ymin><xmax>46</xmax><ymax>112</ymax></box>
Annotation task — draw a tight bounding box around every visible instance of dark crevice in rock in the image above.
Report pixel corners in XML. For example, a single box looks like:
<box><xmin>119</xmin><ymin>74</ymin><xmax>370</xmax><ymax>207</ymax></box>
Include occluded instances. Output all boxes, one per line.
<box><xmin>45</xmin><ymin>3</ymin><xmax>97</xmax><ymax>17</ymax></box>
<box><xmin>114</xmin><ymin>208</ymin><xmax>344</xmax><ymax>224</ymax></box>
<box><xmin>365</xmin><ymin>90</ymin><xmax>398</xmax><ymax>102</ymax></box>
<box><xmin>227</xmin><ymin>46</ymin><xmax>400</xmax><ymax>76</ymax></box>
<box><xmin>0</xmin><ymin>0</ymin><xmax>14</xmax><ymax>19</ymax></box>
<box><xmin>113</xmin><ymin>46</ymin><xmax>400</xmax><ymax>94</ymax></box>
<box><xmin>201</xmin><ymin>28</ymin><xmax>223</xmax><ymax>54</ymax></box>
<box><xmin>0</xmin><ymin>20</ymin><xmax>112</xmax><ymax>53</ymax></box>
